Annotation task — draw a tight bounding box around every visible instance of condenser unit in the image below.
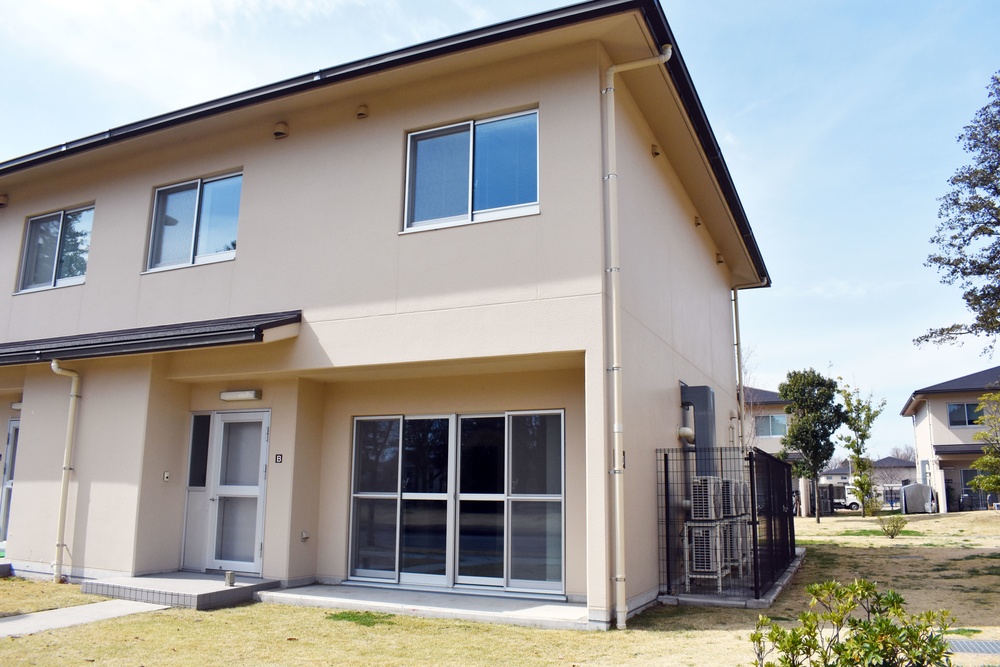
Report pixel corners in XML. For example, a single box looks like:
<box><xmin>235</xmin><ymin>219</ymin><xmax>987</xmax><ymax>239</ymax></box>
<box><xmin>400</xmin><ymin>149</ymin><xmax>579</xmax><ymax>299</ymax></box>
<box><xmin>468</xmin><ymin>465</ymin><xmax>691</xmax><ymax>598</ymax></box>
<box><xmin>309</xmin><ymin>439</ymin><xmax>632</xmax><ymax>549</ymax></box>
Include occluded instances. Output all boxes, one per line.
<box><xmin>691</xmin><ymin>475</ymin><xmax>723</xmax><ymax>520</ymax></box>
<box><xmin>721</xmin><ymin>479</ymin><xmax>739</xmax><ymax>517</ymax></box>
<box><xmin>690</xmin><ymin>525</ymin><xmax>722</xmax><ymax>572</ymax></box>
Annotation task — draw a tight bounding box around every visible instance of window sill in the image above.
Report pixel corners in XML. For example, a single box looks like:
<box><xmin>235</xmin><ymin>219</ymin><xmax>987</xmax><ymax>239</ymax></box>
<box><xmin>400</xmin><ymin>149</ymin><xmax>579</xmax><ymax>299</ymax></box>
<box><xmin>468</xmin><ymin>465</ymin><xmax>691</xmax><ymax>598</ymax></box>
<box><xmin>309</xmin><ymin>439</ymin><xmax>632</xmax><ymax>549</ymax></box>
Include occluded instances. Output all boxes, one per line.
<box><xmin>143</xmin><ymin>252</ymin><xmax>235</xmax><ymax>275</ymax></box>
<box><xmin>400</xmin><ymin>204</ymin><xmax>539</xmax><ymax>234</ymax></box>
<box><xmin>14</xmin><ymin>278</ymin><xmax>86</xmax><ymax>295</ymax></box>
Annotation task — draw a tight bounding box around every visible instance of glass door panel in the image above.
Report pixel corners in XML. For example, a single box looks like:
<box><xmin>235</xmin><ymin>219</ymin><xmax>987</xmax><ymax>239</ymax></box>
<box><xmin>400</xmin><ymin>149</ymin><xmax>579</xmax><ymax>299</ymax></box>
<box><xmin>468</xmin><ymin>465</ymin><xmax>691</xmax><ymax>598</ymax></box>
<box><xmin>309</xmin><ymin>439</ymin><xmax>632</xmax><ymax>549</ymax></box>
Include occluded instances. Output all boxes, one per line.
<box><xmin>457</xmin><ymin>500</ymin><xmax>504</xmax><ymax>581</ymax></box>
<box><xmin>398</xmin><ymin>418</ymin><xmax>451</xmax><ymax>584</ymax></box>
<box><xmin>509</xmin><ymin>501</ymin><xmax>562</xmax><ymax>589</ymax></box>
<box><xmin>351</xmin><ymin>497</ymin><xmax>398</xmax><ymax>578</ymax></box>
<box><xmin>1</xmin><ymin>420</ymin><xmax>19</xmax><ymax>545</ymax></box>
<box><xmin>400</xmin><ymin>500</ymin><xmax>448</xmax><ymax>576</ymax></box>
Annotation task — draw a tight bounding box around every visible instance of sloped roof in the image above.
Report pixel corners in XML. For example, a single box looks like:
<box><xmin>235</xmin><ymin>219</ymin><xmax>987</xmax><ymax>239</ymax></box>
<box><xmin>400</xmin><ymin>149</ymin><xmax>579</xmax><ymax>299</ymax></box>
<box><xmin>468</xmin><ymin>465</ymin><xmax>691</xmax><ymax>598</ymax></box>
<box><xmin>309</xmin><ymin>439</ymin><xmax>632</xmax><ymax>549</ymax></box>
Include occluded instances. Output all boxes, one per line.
<box><xmin>900</xmin><ymin>365</ymin><xmax>1000</xmax><ymax>415</ymax></box>
<box><xmin>744</xmin><ymin>387</ymin><xmax>787</xmax><ymax>406</ymax></box>
<box><xmin>874</xmin><ymin>456</ymin><xmax>916</xmax><ymax>468</ymax></box>
<box><xmin>0</xmin><ymin>311</ymin><xmax>301</xmax><ymax>366</ymax></box>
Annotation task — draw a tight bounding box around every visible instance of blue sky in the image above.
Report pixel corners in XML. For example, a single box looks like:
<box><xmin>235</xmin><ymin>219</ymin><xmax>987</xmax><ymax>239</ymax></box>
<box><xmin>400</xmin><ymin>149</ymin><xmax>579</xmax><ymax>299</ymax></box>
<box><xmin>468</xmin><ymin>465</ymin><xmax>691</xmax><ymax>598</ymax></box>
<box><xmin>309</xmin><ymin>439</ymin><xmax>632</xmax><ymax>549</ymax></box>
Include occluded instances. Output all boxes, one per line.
<box><xmin>3</xmin><ymin>0</ymin><xmax>999</xmax><ymax>455</ymax></box>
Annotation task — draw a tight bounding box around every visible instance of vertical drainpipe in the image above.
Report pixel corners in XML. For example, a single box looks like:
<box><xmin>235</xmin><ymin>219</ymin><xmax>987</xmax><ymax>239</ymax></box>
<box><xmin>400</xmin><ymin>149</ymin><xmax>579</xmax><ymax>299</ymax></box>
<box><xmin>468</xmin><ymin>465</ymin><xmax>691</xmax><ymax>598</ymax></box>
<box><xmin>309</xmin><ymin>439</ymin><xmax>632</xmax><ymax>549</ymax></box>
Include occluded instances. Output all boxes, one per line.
<box><xmin>50</xmin><ymin>360</ymin><xmax>81</xmax><ymax>583</ymax></box>
<box><xmin>602</xmin><ymin>45</ymin><xmax>672</xmax><ymax>630</ymax></box>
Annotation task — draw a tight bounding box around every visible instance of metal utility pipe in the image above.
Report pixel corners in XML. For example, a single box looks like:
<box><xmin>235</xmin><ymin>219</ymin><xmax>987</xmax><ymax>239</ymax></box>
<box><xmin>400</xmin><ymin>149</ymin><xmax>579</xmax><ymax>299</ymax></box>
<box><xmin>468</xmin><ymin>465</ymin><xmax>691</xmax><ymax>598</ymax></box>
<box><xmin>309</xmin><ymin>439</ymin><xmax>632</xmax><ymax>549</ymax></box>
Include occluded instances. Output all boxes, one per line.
<box><xmin>50</xmin><ymin>360</ymin><xmax>80</xmax><ymax>583</ymax></box>
<box><xmin>602</xmin><ymin>44</ymin><xmax>672</xmax><ymax>630</ymax></box>
<box><xmin>733</xmin><ymin>289</ymin><xmax>747</xmax><ymax>451</ymax></box>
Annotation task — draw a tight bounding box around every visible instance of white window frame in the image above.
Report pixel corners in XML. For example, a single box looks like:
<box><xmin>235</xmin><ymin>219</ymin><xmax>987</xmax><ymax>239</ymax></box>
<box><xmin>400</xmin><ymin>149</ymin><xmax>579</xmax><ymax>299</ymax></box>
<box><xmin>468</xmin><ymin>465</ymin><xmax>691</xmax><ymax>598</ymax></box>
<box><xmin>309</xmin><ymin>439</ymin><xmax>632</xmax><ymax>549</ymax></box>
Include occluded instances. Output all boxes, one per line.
<box><xmin>146</xmin><ymin>172</ymin><xmax>242</xmax><ymax>272</ymax></box>
<box><xmin>754</xmin><ymin>414</ymin><xmax>787</xmax><ymax>438</ymax></box>
<box><xmin>947</xmin><ymin>402</ymin><xmax>982</xmax><ymax>428</ymax></box>
<box><xmin>402</xmin><ymin>110</ymin><xmax>539</xmax><ymax>232</ymax></box>
<box><xmin>17</xmin><ymin>206</ymin><xmax>94</xmax><ymax>292</ymax></box>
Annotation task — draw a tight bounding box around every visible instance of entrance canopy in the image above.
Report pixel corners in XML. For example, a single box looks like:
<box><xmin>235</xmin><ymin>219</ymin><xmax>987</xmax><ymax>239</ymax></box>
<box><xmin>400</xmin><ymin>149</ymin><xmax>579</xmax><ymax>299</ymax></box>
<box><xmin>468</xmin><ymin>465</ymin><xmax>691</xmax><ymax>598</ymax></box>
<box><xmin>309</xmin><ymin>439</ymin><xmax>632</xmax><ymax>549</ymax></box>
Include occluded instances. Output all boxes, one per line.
<box><xmin>0</xmin><ymin>310</ymin><xmax>301</xmax><ymax>366</ymax></box>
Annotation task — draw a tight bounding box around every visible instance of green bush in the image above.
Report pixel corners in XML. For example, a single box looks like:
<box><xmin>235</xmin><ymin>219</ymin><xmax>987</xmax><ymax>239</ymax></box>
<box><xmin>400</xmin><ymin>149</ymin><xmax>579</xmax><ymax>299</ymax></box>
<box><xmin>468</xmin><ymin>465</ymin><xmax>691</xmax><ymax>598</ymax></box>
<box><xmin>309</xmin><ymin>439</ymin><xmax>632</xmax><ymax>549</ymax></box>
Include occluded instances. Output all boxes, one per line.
<box><xmin>863</xmin><ymin>496</ymin><xmax>883</xmax><ymax>518</ymax></box>
<box><xmin>877</xmin><ymin>514</ymin><xmax>909</xmax><ymax>539</ymax></box>
<box><xmin>751</xmin><ymin>579</ymin><xmax>953</xmax><ymax>667</ymax></box>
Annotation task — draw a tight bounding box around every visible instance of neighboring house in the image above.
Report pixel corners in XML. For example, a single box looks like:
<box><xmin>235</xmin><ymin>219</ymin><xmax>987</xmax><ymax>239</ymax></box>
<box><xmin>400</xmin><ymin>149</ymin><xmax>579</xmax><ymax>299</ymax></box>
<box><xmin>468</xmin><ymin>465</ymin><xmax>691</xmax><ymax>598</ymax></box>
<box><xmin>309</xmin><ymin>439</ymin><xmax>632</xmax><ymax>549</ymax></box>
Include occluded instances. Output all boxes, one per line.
<box><xmin>744</xmin><ymin>387</ymin><xmax>789</xmax><ymax>456</ymax></box>
<box><xmin>819</xmin><ymin>457</ymin><xmax>916</xmax><ymax>509</ymax></box>
<box><xmin>0</xmin><ymin>0</ymin><xmax>769</xmax><ymax>629</ymax></box>
<box><xmin>901</xmin><ymin>366</ymin><xmax>1000</xmax><ymax>512</ymax></box>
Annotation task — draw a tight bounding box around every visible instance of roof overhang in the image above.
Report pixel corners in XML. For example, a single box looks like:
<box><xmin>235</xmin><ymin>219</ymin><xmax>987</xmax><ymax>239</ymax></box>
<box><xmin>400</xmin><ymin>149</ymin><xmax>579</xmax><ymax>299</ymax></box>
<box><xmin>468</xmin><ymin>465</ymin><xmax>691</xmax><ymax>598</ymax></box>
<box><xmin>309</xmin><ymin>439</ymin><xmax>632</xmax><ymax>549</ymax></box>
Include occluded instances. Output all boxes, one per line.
<box><xmin>0</xmin><ymin>310</ymin><xmax>301</xmax><ymax>366</ymax></box>
<box><xmin>0</xmin><ymin>0</ymin><xmax>768</xmax><ymax>288</ymax></box>
<box><xmin>932</xmin><ymin>444</ymin><xmax>985</xmax><ymax>456</ymax></box>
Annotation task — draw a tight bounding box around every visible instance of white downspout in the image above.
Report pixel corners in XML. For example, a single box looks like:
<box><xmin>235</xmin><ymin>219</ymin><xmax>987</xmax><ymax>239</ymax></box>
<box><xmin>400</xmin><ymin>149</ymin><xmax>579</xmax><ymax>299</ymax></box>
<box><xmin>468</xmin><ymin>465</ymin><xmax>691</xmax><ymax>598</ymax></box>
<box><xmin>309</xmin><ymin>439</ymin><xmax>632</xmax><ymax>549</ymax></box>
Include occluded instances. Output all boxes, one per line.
<box><xmin>603</xmin><ymin>45</ymin><xmax>672</xmax><ymax>630</ymax></box>
<box><xmin>51</xmin><ymin>360</ymin><xmax>80</xmax><ymax>583</ymax></box>
<box><xmin>733</xmin><ymin>289</ymin><xmax>747</xmax><ymax>451</ymax></box>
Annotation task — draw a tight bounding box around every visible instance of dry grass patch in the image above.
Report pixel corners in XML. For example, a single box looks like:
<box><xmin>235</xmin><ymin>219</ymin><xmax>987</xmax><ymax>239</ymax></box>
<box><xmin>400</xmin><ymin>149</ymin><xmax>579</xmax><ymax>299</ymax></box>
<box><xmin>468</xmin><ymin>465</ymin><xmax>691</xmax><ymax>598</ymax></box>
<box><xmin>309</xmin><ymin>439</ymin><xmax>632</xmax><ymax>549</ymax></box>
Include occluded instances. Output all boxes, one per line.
<box><xmin>0</xmin><ymin>578</ymin><xmax>105</xmax><ymax>618</ymax></box>
<box><xmin>0</xmin><ymin>512</ymin><xmax>997</xmax><ymax>666</ymax></box>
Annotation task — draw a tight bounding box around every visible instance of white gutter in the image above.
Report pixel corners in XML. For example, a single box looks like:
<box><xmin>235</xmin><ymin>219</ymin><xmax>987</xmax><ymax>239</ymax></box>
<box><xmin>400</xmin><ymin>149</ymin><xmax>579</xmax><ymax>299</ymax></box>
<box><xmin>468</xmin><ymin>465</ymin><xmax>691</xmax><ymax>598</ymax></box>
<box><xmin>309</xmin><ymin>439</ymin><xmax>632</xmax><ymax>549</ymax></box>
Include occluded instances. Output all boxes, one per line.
<box><xmin>602</xmin><ymin>44</ymin><xmax>672</xmax><ymax>631</ymax></box>
<box><xmin>50</xmin><ymin>360</ymin><xmax>80</xmax><ymax>583</ymax></box>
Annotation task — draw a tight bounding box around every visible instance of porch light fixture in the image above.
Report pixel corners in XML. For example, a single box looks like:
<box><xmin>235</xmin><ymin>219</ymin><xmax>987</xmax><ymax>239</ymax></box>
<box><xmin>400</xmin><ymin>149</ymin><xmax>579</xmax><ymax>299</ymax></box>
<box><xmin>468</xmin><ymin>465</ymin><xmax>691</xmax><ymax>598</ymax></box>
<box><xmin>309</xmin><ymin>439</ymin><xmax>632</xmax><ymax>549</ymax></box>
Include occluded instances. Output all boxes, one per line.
<box><xmin>10</xmin><ymin>401</ymin><xmax>22</xmax><ymax>410</ymax></box>
<box><xmin>219</xmin><ymin>390</ymin><xmax>262</xmax><ymax>402</ymax></box>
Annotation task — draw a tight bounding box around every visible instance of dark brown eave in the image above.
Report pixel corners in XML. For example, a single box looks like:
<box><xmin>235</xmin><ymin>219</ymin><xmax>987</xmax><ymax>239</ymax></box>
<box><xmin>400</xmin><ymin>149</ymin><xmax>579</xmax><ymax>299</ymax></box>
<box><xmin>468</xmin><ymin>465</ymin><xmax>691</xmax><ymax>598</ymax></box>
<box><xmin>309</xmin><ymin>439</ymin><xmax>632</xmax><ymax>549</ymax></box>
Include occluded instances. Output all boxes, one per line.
<box><xmin>0</xmin><ymin>0</ymin><xmax>768</xmax><ymax>288</ymax></box>
<box><xmin>0</xmin><ymin>310</ymin><xmax>301</xmax><ymax>366</ymax></box>
<box><xmin>932</xmin><ymin>444</ymin><xmax>985</xmax><ymax>456</ymax></box>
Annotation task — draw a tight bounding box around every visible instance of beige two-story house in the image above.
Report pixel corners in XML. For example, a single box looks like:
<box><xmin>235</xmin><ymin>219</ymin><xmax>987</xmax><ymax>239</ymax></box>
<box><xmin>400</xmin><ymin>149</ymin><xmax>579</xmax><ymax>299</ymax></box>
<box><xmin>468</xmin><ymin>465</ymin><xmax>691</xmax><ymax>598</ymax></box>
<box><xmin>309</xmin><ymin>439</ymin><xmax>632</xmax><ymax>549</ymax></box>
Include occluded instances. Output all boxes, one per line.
<box><xmin>0</xmin><ymin>0</ymin><xmax>768</xmax><ymax>629</ymax></box>
<box><xmin>901</xmin><ymin>366</ymin><xmax>1000</xmax><ymax>512</ymax></box>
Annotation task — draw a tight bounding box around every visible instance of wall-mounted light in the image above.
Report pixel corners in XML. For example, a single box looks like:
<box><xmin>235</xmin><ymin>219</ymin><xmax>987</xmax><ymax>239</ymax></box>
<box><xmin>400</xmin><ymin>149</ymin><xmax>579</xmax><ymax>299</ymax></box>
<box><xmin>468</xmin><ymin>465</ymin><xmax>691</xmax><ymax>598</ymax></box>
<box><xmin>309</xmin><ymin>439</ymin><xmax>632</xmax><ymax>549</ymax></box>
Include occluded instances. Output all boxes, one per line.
<box><xmin>220</xmin><ymin>390</ymin><xmax>262</xmax><ymax>402</ymax></box>
<box><xmin>716</xmin><ymin>253</ymin><xmax>725</xmax><ymax>265</ymax></box>
<box><xmin>651</xmin><ymin>144</ymin><xmax>661</xmax><ymax>157</ymax></box>
<box><xmin>10</xmin><ymin>401</ymin><xmax>22</xmax><ymax>410</ymax></box>
<box><xmin>273</xmin><ymin>122</ymin><xmax>289</xmax><ymax>139</ymax></box>
<box><xmin>356</xmin><ymin>105</ymin><xmax>369</xmax><ymax>120</ymax></box>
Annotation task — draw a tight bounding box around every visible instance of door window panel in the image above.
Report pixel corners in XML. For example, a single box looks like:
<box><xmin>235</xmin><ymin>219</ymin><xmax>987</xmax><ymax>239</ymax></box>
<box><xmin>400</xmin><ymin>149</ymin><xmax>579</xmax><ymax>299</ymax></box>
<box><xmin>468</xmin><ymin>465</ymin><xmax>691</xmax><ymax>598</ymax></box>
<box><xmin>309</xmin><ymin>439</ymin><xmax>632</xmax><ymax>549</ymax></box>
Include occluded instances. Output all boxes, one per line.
<box><xmin>351</xmin><ymin>497</ymin><xmax>398</xmax><ymax>578</ymax></box>
<box><xmin>215</xmin><ymin>496</ymin><xmax>257</xmax><ymax>562</ymax></box>
<box><xmin>219</xmin><ymin>421</ymin><xmax>261</xmax><ymax>486</ymax></box>
<box><xmin>510</xmin><ymin>413</ymin><xmax>562</xmax><ymax>495</ymax></box>
<box><xmin>459</xmin><ymin>417</ymin><xmax>504</xmax><ymax>494</ymax></box>
<box><xmin>353</xmin><ymin>419</ymin><xmax>400</xmax><ymax>493</ymax></box>
<box><xmin>510</xmin><ymin>501</ymin><xmax>562</xmax><ymax>583</ymax></box>
<box><xmin>400</xmin><ymin>500</ymin><xmax>448</xmax><ymax>576</ymax></box>
<box><xmin>402</xmin><ymin>418</ymin><xmax>450</xmax><ymax>494</ymax></box>
<box><xmin>458</xmin><ymin>500</ymin><xmax>504</xmax><ymax>579</ymax></box>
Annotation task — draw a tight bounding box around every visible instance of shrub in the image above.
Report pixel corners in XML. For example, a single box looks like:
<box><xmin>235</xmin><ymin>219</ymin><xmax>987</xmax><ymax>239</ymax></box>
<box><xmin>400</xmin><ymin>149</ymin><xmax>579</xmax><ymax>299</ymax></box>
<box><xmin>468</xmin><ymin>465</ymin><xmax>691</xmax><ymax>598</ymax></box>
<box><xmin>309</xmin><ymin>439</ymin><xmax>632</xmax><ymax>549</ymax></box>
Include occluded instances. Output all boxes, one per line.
<box><xmin>877</xmin><ymin>514</ymin><xmax>909</xmax><ymax>539</ymax></box>
<box><xmin>863</xmin><ymin>496</ymin><xmax>883</xmax><ymax>518</ymax></box>
<box><xmin>751</xmin><ymin>579</ymin><xmax>953</xmax><ymax>667</ymax></box>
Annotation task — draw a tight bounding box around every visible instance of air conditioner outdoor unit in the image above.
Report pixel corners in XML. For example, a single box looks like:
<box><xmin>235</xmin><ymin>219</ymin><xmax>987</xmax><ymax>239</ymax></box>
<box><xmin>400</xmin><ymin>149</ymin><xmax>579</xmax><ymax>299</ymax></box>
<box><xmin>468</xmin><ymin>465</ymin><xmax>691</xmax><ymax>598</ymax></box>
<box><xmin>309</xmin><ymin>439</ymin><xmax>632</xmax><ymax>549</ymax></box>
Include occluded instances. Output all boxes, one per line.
<box><xmin>721</xmin><ymin>520</ymin><xmax>746</xmax><ymax>563</ymax></box>
<box><xmin>722</xmin><ymin>479</ymin><xmax>740</xmax><ymax>517</ymax></box>
<box><xmin>691</xmin><ymin>476</ymin><xmax>722</xmax><ymax>520</ymax></box>
<box><xmin>690</xmin><ymin>525</ymin><xmax>721</xmax><ymax>572</ymax></box>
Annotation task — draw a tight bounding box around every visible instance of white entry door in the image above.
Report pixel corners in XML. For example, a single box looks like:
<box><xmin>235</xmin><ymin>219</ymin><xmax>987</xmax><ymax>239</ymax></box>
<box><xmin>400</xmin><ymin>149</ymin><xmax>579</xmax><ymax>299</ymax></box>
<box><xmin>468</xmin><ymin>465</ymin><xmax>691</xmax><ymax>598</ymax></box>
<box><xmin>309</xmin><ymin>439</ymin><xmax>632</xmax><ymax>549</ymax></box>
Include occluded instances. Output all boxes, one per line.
<box><xmin>183</xmin><ymin>411</ymin><xmax>268</xmax><ymax>574</ymax></box>
<box><xmin>0</xmin><ymin>420</ymin><xmax>19</xmax><ymax>548</ymax></box>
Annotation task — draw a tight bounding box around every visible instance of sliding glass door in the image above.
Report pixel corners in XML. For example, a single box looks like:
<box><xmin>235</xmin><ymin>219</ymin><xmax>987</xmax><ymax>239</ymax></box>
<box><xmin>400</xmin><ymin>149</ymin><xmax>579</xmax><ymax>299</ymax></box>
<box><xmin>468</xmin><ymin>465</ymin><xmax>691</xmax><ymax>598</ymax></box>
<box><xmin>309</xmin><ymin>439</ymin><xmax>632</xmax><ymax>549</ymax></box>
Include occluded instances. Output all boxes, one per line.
<box><xmin>349</xmin><ymin>411</ymin><xmax>563</xmax><ymax>593</ymax></box>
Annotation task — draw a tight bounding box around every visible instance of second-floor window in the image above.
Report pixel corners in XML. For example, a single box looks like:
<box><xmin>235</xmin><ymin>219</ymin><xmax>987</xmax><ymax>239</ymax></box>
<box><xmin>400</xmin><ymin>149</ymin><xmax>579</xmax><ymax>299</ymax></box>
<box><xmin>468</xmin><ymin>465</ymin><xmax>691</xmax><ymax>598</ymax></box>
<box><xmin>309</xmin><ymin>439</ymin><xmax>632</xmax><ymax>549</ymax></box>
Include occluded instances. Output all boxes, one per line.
<box><xmin>19</xmin><ymin>206</ymin><xmax>93</xmax><ymax>292</ymax></box>
<box><xmin>947</xmin><ymin>402</ymin><xmax>982</xmax><ymax>427</ymax></box>
<box><xmin>754</xmin><ymin>414</ymin><xmax>787</xmax><ymax>438</ymax></box>
<box><xmin>404</xmin><ymin>110</ymin><xmax>538</xmax><ymax>230</ymax></box>
<box><xmin>148</xmin><ymin>173</ymin><xmax>242</xmax><ymax>270</ymax></box>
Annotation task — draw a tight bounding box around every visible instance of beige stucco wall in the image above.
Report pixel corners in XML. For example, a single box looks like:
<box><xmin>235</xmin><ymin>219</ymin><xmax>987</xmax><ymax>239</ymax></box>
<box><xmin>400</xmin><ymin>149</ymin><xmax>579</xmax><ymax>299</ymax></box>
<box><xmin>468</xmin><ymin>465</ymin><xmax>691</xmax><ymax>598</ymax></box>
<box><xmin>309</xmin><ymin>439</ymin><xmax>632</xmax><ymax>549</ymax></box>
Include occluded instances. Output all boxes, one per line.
<box><xmin>610</xmin><ymin>59</ymin><xmax>742</xmax><ymax>608</ymax></box>
<box><xmin>8</xmin><ymin>358</ymin><xmax>150</xmax><ymax>578</ymax></box>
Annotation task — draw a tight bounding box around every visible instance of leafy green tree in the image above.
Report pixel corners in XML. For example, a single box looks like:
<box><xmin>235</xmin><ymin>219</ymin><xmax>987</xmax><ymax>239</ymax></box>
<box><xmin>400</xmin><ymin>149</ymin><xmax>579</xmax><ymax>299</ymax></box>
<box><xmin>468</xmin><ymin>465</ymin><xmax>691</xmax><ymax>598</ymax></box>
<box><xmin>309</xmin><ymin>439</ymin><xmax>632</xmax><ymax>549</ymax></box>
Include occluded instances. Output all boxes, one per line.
<box><xmin>919</xmin><ymin>71</ymin><xmax>1000</xmax><ymax>351</ymax></box>
<box><xmin>969</xmin><ymin>391</ymin><xmax>1000</xmax><ymax>497</ymax></box>
<box><xmin>837</xmin><ymin>380</ymin><xmax>886</xmax><ymax>517</ymax></box>
<box><xmin>779</xmin><ymin>369</ymin><xmax>847</xmax><ymax>523</ymax></box>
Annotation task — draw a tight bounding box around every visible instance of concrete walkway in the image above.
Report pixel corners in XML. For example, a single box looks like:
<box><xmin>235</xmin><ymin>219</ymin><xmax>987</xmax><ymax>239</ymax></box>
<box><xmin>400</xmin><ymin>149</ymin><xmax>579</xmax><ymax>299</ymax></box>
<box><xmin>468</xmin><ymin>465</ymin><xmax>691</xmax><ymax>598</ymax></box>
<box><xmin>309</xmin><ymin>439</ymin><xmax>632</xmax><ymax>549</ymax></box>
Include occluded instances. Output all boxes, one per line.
<box><xmin>0</xmin><ymin>600</ymin><xmax>168</xmax><ymax>637</ymax></box>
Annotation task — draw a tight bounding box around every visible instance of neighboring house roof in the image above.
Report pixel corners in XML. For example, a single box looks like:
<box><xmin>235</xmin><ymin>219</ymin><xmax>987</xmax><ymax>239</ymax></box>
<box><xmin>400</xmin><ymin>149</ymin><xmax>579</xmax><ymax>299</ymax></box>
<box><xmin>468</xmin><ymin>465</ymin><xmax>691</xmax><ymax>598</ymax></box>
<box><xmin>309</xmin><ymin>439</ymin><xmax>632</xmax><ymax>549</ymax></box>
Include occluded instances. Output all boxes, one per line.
<box><xmin>0</xmin><ymin>311</ymin><xmax>302</xmax><ymax>366</ymax></box>
<box><xmin>901</xmin><ymin>365</ymin><xmax>1000</xmax><ymax>415</ymax></box>
<box><xmin>873</xmin><ymin>456</ymin><xmax>916</xmax><ymax>468</ymax></box>
<box><xmin>0</xmin><ymin>0</ymin><xmax>768</xmax><ymax>289</ymax></box>
<box><xmin>744</xmin><ymin>387</ymin><xmax>788</xmax><ymax>406</ymax></box>
<box><xmin>821</xmin><ymin>466</ymin><xmax>851</xmax><ymax>476</ymax></box>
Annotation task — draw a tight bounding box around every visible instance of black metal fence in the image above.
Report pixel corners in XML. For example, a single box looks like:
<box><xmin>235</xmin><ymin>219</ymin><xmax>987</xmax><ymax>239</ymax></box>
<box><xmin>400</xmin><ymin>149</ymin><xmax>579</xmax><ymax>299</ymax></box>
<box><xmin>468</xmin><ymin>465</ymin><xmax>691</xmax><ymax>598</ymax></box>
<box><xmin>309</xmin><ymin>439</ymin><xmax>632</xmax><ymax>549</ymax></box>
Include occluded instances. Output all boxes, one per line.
<box><xmin>657</xmin><ymin>447</ymin><xmax>795</xmax><ymax>599</ymax></box>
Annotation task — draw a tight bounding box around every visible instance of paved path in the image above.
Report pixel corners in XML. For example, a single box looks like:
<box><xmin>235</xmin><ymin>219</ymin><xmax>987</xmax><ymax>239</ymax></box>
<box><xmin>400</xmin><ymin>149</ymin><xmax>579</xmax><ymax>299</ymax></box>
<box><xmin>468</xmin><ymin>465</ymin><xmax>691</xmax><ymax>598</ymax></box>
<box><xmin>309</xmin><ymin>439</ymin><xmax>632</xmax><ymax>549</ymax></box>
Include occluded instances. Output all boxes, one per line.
<box><xmin>0</xmin><ymin>600</ymin><xmax>167</xmax><ymax>637</ymax></box>
<box><xmin>950</xmin><ymin>639</ymin><xmax>1000</xmax><ymax>655</ymax></box>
